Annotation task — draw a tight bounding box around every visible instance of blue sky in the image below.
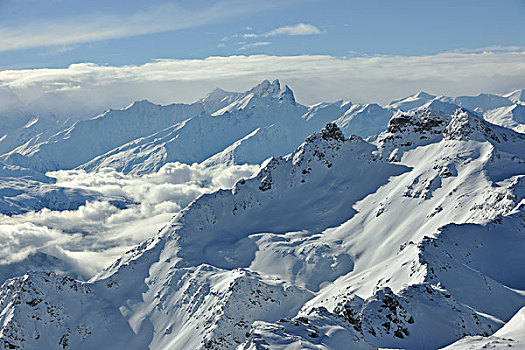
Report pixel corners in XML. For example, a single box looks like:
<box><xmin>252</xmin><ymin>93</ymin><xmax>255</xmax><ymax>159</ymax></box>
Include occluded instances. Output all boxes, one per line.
<box><xmin>1</xmin><ymin>0</ymin><xmax>524</xmax><ymax>69</ymax></box>
<box><xmin>0</xmin><ymin>0</ymin><xmax>525</xmax><ymax>114</ymax></box>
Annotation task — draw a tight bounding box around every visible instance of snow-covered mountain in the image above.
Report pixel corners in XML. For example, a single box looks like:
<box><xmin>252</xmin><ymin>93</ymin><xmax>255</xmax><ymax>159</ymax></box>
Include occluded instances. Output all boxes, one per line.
<box><xmin>387</xmin><ymin>90</ymin><xmax>525</xmax><ymax>134</ymax></box>
<box><xmin>0</xmin><ymin>100</ymin><xmax>206</xmax><ymax>172</ymax></box>
<box><xmin>2</xmin><ymin>81</ymin><xmax>524</xmax><ymax>178</ymax></box>
<box><xmin>484</xmin><ymin>104</ymin><xmax>525</xmax><ymax>133</ymax></box>
<box><xmin>0</xmin><ymin>80</ymin><xmax>394</xmax><ymax>174</ymax></box>
<box><xmin>0</xmin><ymin>114</ymin><xmax>75</xmax><ymax>156</ymax></box>
<box><xmin>388</xmin><ymin>91</ymin><xmax>437</xmax><ymax>111</ymax></box>
<box><xmin>1</xmin><ymin>101</ymin><xmax>524</xmax><ymax>349</ymax></box>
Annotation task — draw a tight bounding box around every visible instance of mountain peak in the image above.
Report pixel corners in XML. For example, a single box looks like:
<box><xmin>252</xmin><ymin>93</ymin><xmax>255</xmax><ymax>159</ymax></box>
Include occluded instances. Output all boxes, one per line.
<box><xmin>205</xmin><ymin>87</ymin><xmax>229</xmax><ymax>100</ymax></box>
<box><xmin>443</xmin><ymin>108</ymin><xmax>515</xmax><ymax>142</ymax></box>
<box><xmin>388</xmin><ymin>91</ymin><xmax>438</xmax><ymax>112</ymax></box>
<box><xmin>320</xmin><ymin>122</ymin><xmax>345</xmax><ymax>142</ymax></box>
<box><xmin>504</xmin><ymin>88</ymin><xmax>525</xmax><ymax>104</ymax></box>
<box><xmin>247</xmin><ymin>79</ymin><xmax>296</xmax><ymax>104</ymax></box>
<box><xmin>249</xmin><ymin>79</ymin><xmax>281</xmax><ymax>98</ymax></box>
<box><xmin>279</xmin><ymin>84</ymin><xmax>296</xmax><ymax>104</ymax></box>
<box><xmin>124</xmin><ymin>99</ymin><xmax>156</xmax><ymax>111</ymax></box>
<box><xmin>414</xmin><ymin>91</ymin><xmax>435</xmax><ymax>99</ymax></box>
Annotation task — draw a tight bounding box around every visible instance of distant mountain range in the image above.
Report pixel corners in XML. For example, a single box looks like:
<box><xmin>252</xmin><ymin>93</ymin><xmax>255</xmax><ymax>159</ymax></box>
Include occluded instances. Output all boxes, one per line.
<box><xmin>1</xmin><ymin>81</ymin><xmax>523</xmax><ymax>176</ymax></box>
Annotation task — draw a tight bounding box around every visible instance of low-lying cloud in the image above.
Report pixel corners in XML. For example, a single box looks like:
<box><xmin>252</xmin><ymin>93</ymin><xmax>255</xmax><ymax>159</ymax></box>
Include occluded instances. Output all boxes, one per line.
<box><xmin>1</xmin><ymin>51</ymin><xmax>524</xmax><ymax>118</ymax></box>
<box><xmin>0</xmin><ymin>162</ymin><xmax>259</xmax><ymax>281</ymax></box>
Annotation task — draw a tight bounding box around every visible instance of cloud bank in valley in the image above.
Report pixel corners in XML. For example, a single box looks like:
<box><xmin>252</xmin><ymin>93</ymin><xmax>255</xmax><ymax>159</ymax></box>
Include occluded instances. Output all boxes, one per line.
<box><xmin>1</xmin><ymin>50</ymin><xmax>524</xmax><ymax>118</ymax></box>
<box><xmin>0</xmin><ymin>163</ymin><xmax>259</xmax><ymax>280</ymax></box>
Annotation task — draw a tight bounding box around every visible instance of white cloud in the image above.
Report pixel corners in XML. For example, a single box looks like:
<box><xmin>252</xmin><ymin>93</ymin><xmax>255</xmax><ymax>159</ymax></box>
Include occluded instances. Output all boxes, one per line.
<box><xmin>0</xmin><ymin>222</ymin><xmax>76</xmax><ymax>264</ymax></box>
<box><xmin>1</xmin><ymin>49</ymin><xmax>525</xmax><ymax>118</ymax></box>
<box><xmin>0</xmin><ymin>1</ymin><xmax>288</xmax><ymax>52</ymax></box>
<box><xmin>0</xmin><ymin>162</ymin><xmax>259</xmax><ymax>280</ymax></box>
<box><xmin>263</xmin><ymin>23</ymin><xmax>323</xmax><ymax>37</ymax></box>
<box><xmin>234</xmin><ymin>23</ymin><xmax>322</xmax><ymax>40</ymax></box>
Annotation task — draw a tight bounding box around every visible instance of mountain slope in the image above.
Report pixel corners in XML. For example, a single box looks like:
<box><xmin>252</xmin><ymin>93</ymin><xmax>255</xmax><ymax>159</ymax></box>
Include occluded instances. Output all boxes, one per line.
<box><xmin>0</xmin><ymin>114</ymin><xmax>74</xmax><ymax>156</ymax></box>
<box><xmin>1</xmin><ymin>100</ymin><xmax>206</xmax><ymax>172</ymax></box>
<box><xmin>0</xmin><ymin>272</ymin><xmax>142</xmax><ymax>350</ymax></box>
<box><xmin>443</xmin><ymin>306</ymin><xmax>525</xmax><ymax>349</ymax></box>
<box><xmin>483</xmin><ymin>104</ymin><xmax>525</xmax><ymax>133</ymax></box>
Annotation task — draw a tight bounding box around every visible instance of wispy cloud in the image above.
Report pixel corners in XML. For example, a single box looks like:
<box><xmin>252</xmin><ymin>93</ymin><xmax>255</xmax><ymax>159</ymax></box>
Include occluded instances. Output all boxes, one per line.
<box><xmin>237</xmin><ymin>41</ymin><xmax>271</xmax><ymax>51</ymax></box>
<box><xmin>223</xmin><ymin>23</ymin><xmax>323</xmax><ymax>43</ymax></box>
<box><xmin>0</xmin><ymin>1</ymin><xmax>288</xmax><ymax>52</ymax></box>
<box><xmin>452</xmin><ymin>45</ymin><xmax>525</xmax><ymax>54</ymax></box>
<box><xmin>262</xmin><ymin>23</ymin><xmax>323</xmax><ymax>37</ymax></box>
<box><xmin>1</xmin><ymin>48</ymin><xmax>524</xmax><ymax>117</ymax></box>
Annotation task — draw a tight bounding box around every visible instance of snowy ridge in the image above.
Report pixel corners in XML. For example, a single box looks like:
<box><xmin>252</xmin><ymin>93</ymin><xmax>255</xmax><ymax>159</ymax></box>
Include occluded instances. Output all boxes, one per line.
<box><xmin>0</xmin><ymin>114</ymin><xmax>74</xmax><ymax>156</ymax></box>
<box><xmin>79</xmin><ymin>84</ymin><xmax>307</xmax><ymax>174</ymax></box>
<box><xmin>388</xmin><ymin>90</ymin><xmax>525</xmax><ymax>134</ymax></box>
<box><xmin>504</xmin><ymin>88</ymin><xmax>525</xmax><ymax>104</ymax></box>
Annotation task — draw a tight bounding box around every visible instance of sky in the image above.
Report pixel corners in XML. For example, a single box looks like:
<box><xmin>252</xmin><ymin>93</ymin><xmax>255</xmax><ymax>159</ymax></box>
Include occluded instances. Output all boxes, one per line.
<box><xmin>0</xmin><ymin>0</ymin><xmax>525</xmax><ymax>114</ymax></box>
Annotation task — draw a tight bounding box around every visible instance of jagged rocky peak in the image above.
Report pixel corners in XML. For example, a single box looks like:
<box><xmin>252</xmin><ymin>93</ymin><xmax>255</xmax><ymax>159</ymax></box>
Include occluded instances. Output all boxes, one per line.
<box><xmin>379</xmin><ymin>107</ymin><xmax>520</xmax><ymax>149</ymax></box>
<box><xmin>306</xmin><ymin>122</ymin><xmax>346</xmax><ymax>143</ymax></box>
<box><xmin>443</xmin><ymin>108</ymin><xmax>523</xmax><ymax>143</ymax></box>
<box><xmin>295</xmin><ymin>122</ymin><xmax>352</xmax><ymax>166</ymax></box>
<box><xmin>247</xmin><ymin>79</ymin><xmax>296</xmax><ymax>104</ymax></box>
<box><xmin>0</xmin><ymin>271</ymin><xmax>134</xmax><ymax>349</ymax></box>
<box><xmin>382</xmin><ymin>107</ymin><xmax>510</xmax><ymax>140</ymax></box>
<box><xmin>287</xmin><ymin>122</ymin><xmax>373</xmax><ymax>174</ymax></box>
<box><xmin>385</xmin><ymin>109</ymin><xmax>449</xmax><ymax>135</ymax></box>
<box><xmin>249</xmin><ymin>79</ymin><xmax>281</xmax><ymax>97</ymax></box>
<box><xmin>279</xmin><ymin>84</ymin><xmax>296</xmax><ymax>104</ymax></box>
<box><xmin>320</xmin><ymin>122</ymin><xmax>346</xmax><ymax>141</ymax></box>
